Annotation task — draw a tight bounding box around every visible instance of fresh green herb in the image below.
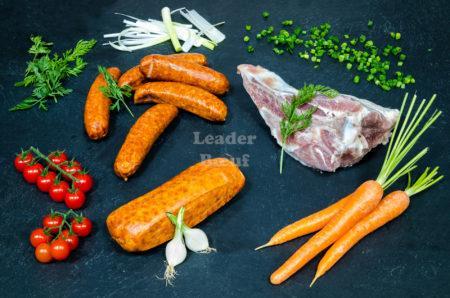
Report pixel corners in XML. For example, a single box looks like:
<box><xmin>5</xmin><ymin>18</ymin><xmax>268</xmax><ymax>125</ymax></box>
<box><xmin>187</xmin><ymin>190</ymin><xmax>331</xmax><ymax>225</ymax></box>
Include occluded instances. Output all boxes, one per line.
<box><xmin>245</xmin><ymin>25</ymin><xmax>252</xmax><ymax>31</ymax></box>
<box><xmin>367</xmin><ymin>20</ymin><xmax>373</xmax><ymax>27</ymax></box>
<box><xmin>273</xmin><ymin>47</ymin><xmax>284</xmax><ymax>55</ymax></box>
<box><xmin>244</xmin><ymin>36</ymin><xmax>250</xmax><ymax>42</ymax></box>
<box><xmin>279</xmin><ymin>84</ymin><xmax>339</xmax><ymax>173</ymax></box>
<box><xmin>353</xmin><ymin>75</ymin><xmax>360</xmax><ymax>83</ymax></box>
<box><xmin>262</xmin><ymin>11</ymin><xmax>270</xmax><ymax>18</ymax></box>
<box><xmin>11</xmin><ymin>36</ymin><xmax>96</xmax><ymax>111</ymax></box>
<box><xmin>97</xmin><ymin>66</ymin><xmax>134</xmax><ymax>117</ymax></box>
<box><xmin>282</xmin><ymin>20</ymin><xmax>293</xmax><ymax>26</ymax></box>
<box><xmin>247</xmin><ymin>45</ymin><xmax>255</xmax><ymax>53</ymax></box>
<box><xmin>244</xmin><ymin>20</ymin><xmax>414</xmax><ymax>91</ymax></box>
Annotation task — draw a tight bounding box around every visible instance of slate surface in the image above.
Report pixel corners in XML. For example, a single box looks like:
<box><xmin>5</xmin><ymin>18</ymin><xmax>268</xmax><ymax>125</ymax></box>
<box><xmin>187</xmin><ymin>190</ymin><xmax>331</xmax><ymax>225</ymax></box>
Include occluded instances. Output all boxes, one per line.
<box><xmin>0</xmin><ymin>0</ymin><xmax>449</xmax><ymax>297</ymax></box>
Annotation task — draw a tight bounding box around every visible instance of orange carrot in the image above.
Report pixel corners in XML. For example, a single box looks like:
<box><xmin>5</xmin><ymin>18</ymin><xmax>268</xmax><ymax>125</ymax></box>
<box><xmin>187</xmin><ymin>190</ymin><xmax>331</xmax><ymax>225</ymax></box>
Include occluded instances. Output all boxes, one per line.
<box><xmin>311</xmin><ymin>167</ymin><xmax>443</xmax><ymax>286</ymax></box>
<box><xmin>270</xmin><ymin>180</ymin><xmax>383</xmax><ymax>285</ymax></box>
<box><xmin>256</xmin><ymin>195</ymin><xmax>350</xmax><ymax>250</ymax></box>
<box><xmin>311</xmin><ymin>190</ymin><xmax>408</xmax><ymax>286</ymax></box>
<box><xmin>264</xmin><ymin>94</ymin><xmax>441</xmax><ymax>285</ymax></box>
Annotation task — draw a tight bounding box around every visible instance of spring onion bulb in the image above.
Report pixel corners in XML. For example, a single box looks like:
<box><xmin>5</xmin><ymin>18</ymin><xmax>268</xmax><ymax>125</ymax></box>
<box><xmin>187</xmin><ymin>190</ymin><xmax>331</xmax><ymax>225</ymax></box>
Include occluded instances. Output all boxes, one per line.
<box><xmin>164</xmin><ymin>208</ymin><xmax>187</xmax><ymax>286</ymax></box>
<box><xmin>103</xmin><ymin>9</ymin><xmax>225</xmax><ymax>52</ymax></box>
<box><xmin>167</xmin><ymin>209</ymin><xmax>216</xmax><ymax>253</ymax></box>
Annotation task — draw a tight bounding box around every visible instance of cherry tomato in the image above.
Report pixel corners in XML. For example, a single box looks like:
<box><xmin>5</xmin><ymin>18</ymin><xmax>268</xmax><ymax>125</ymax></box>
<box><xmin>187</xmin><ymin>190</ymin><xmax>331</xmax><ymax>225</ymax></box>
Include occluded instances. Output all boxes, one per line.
<box><xmin>60</xmin><ymin>160</ymin><xmax>82</xmax><ymax>180</ymax></box>
<box><xmin>71</xmin><ymin>217</ymin><xmax>92</xmax><ymax>237</ymax></box>
<box><xmin>48</xmin><ymin>151</ymin><xmax>68</xmax><ymax>170</ymax></box>
<box><xmin>35</xmin><ymin>243</ymin><xmax>53</xmax><ymax>263</ymax></box>
<box><xmin>36</xmin><ymin>171</ymin><xmax>57</xmax><ymax>193</ymax></box>
<box><xmin>42</xmin><ymin>214</ymin><xmax>63</xmax><ymax>234</ymax></box>
<box><xmin>14</xmin><ymin>152</ymin><xmax>33</xmax><ymax>172</ymax></box>
<box><xmin>64</xmin><ymin>189</ymin><xmax>86</xmax><ymax>209</ymax></box>
<box><xmin>22</xmin><ymin>163</ymin><xmax>44</xmax><ymax>184</ymax></box>
<box><xmin>29</xmin><ymin>228</ymin><xmax>53</xmax><ymax>248</ymax></box>
<box><xmin>73</xmin><ymin>172</ymin><xmax>94</xmax><ymax>193</ymax></box>
<box><xmin>48</xmin><ymin>180</ymin><xmax>70</xmax><ymax>203</ymax></box>
<box><xmin>50</xmin><ymin>239</ymin><xmax>71</xmax><ymax>261</ymax></box>
<box><xmin>60</xmin><ymin>230</ymin><xmax>79</xmax><ymax>251</ymax></box>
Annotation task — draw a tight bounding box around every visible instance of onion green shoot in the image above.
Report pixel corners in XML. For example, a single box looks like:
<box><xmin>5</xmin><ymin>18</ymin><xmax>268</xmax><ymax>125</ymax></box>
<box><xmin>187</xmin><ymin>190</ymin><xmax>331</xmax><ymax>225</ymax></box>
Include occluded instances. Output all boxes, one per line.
<box><xmin>376</xmin><ymin>93</ymin><xmax>442</xmax><ymax>189</ymax></box>
<box><xmin>161</xmin><ymin>7</ymin><xmax>182</xmax><ymax>52</ymax></box>
<box><xmin>279</xmin><ymin>85</ymin><xmax>339</xmax><ymax>174</ymax></box>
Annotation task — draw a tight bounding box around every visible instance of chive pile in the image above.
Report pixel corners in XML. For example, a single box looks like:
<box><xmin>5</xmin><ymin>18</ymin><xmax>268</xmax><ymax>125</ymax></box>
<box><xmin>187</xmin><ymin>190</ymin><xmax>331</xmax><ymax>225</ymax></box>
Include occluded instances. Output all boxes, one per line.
<box><xmin>244</xmin><ymin>13</ymin><xmax>415</xmax><ymax>91</ymax></box>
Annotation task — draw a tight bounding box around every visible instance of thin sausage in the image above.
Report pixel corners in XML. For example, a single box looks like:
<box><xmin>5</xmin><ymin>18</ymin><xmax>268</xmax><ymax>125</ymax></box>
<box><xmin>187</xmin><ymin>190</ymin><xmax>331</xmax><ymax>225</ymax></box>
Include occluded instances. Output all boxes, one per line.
<box><xmin>118</xmin><ymin>53</ymin><xmax>208</xmax><ymax>90</ymax></box>
<box><xmin>114</xmin><ymin>104</ymin><xmax>178</xmax><ymax>180</ymax></box>
<box><xmin>134</xmin><ymin>82</ymin><xmax>228</xmax><ymax>121</ymax></box>
<box><xmin>84</xmin><ymin>67</ymin><xmax>121</xmax><ymax>140</ymax></box>
<box><xmin>139</xmin><ymin>55</ymin><xmax>229</xmax><ymax>95</ymax></box>
<box><xmin>107</xmin><ymin>158</ymin><xmax>245</xmax><ymax>252</ymax></box>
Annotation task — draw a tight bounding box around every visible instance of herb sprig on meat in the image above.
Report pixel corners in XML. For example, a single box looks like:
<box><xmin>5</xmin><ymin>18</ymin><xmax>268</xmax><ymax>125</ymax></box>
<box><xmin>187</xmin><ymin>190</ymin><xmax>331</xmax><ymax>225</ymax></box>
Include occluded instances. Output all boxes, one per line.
<box><xmin>279</xmin><ymin>84</ymin><xmax>339</xmax><ymax>173</ymax></box>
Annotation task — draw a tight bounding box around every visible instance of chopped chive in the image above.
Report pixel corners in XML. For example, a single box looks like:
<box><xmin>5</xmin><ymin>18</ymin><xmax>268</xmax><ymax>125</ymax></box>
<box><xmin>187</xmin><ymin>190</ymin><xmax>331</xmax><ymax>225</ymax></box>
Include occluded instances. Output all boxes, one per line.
<box><xmin>346</xmin><ymin>63</ymin><xmax>352</xmax><ymax>70</ymax></box>
<box><xmin>244</xmin><ymin>36</ymin><xmax>250</xmax><ymax>42</ymax></box>
<box><xmin>246</xmin><ymin>45</ymin><xmax>254</xmax><ymax>53</ymax></box>
<box><xmin>367</xmin><ymin>20</ymin><xmax>373</xmax><ymax>27</ymax></box>
<box><xmin>395</xmin><ymin>32</ymin><xmax>401</xmax><ymax>40</ymax></box>
<box><xmin>353</xmin><ymin>75</ymin><xmax>360</xmax><ymax>83</ymax></box>
<box><xmin>245</xmin><ymin>25</ymin><xmax>252</xmax><ymax>31</ymax></box>
<box><xmin>262</xmin><ymin>11</ymin><xmax>270</xmax><ymax>18</ymax></box>
<box><xmin>282</xmin><ymin>20</ymin><xmax>293</xmax><ymax>26</ymax></box>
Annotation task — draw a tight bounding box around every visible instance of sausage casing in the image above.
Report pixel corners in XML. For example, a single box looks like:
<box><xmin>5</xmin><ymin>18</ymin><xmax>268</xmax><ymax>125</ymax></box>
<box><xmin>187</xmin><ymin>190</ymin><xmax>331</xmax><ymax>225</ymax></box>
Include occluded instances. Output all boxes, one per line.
<box><xmin>118</xmin><ymin>53</ymin><xmax>208</xmax><ymax>90</ymax></box>
<box><xmin>139</xmin><ymin>55</ymin><xmax>229</xmax><ymax>95</ymax></box>
<box><xmin>84</xmin><ymin>67</ymin><xmax>121</xmax><ymax>140</ymax></box>
<box><xmin>107</xmin><ymin>158</ymin><xmax>245</xmax><ymax>252</ymax></box>
<box><xmin>114</xmin><ymin>104</ymin><xmax>178</xmax><ymax>180</ymax></box>
<box><xmin>134</xmin><ymin>82</ymin><xmax>228</xmax><ymax>122</ymax></box>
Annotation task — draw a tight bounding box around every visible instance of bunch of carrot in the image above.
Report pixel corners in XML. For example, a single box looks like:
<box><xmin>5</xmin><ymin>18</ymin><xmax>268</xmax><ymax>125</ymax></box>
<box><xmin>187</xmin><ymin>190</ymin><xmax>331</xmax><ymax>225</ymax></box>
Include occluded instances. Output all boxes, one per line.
<box><xmin>256</xmin><ymin>93</ymin><xmax>443</xmax><ymax>286</ymax></box>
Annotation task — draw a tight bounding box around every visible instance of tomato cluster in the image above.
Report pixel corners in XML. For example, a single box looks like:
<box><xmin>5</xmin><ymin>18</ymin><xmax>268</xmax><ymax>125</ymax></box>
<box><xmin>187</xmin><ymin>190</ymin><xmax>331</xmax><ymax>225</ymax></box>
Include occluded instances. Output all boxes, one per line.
<box><xmin>14</xmin><ymin>149</ymin><xmax>94</xmax><ymax>210</ymax></box>
<box><xmin>31</xmin><ymin>210</ymin><xmax>93</xmax><ymax>263</ymax></box>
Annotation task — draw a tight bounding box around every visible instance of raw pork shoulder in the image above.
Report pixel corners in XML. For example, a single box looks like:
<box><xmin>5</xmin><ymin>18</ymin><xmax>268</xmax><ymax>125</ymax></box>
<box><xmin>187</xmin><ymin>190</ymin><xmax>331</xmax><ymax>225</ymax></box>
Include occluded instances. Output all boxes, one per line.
<box><xmin>237</xmin><ymin>64</ymin><xmax>399</xmax><ymax>172</ymax></box>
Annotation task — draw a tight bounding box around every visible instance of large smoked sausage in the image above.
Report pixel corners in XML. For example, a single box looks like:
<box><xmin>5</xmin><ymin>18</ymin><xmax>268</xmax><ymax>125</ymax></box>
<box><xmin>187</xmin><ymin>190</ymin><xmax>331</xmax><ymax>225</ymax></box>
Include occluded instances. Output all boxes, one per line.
<box><xmin>114</xmin><ymin>104</ymin><xmax>178</xmax><ymax>180</ymax></box>
<box><xmin>134</xmin><ymin>82</ymin><xmax>228</xmax><ymax>122</ymax></box>
<box><xmin>139</xmin><ymin>55</ymin><xmax>229</xmax><ymax>95</ymax></box>
<box><xmin>84</xmin><ymin>67</ymin><xmax>121</xmax><ymax>140</ymax></box>
<box><xmin>107</xmin><ymin>158</ymin><xmax>245</xmax><ymax>252</ymax></box>
<box><xmin>118</xmin><ymin>53</ymin><xmax>208</xmax><ymax>90</ymax></box>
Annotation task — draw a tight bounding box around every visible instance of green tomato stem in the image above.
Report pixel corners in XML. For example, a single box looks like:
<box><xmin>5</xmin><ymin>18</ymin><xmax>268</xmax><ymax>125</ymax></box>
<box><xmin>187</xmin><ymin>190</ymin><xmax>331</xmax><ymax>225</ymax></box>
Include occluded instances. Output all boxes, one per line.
<box><xmin>29</xmin><ymin>146</ymin><xmax>79</xmax><ymax>182</ymax></box>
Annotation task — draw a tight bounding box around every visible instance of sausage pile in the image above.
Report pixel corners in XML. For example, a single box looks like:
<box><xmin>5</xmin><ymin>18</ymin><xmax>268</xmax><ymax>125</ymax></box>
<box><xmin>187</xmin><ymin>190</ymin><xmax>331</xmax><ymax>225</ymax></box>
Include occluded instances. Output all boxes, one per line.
<box><xmin>84</xmin><ymin>53</ymin><xmax>230</xmax><ymax>181</ymax></box>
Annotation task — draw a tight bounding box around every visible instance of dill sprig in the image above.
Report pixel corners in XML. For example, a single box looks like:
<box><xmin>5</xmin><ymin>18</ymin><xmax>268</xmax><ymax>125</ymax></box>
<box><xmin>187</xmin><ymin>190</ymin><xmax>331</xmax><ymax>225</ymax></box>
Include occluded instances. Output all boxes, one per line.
<box><xmin>97</xmin><ymin>66</ymin><xmax>134</xmax><ymax>118</ymax></box>
<box><xmin>11</xmin><ymin>36</ymin><xmax>96</xmax><ymax>111</ymax></box>
<box><xmin>279</xmin><ymin>84</ymin><xmax>339</xmax><ymax>173</ymax></box>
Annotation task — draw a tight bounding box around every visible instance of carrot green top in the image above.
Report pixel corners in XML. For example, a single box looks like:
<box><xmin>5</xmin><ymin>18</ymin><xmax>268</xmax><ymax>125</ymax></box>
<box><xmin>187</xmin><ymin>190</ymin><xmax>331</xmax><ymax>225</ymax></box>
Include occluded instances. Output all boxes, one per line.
<box><xmin>404</xmin><ymin>167</ymin><xmax>443</xmax><ymax>197</ymax></box>
<box><xmin>376</xmin><ymin>93</ymin><xmax>442</xmax><ymax>190</ymax></box>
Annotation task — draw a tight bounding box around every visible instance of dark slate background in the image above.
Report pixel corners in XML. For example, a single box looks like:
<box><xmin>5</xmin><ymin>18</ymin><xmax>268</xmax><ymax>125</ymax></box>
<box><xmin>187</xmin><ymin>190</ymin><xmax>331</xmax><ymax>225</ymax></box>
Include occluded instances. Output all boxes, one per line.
<box><xmin>0</xmin><ymin>0</ymin><xmax>449</xmax><ymax>297</ymax></box>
